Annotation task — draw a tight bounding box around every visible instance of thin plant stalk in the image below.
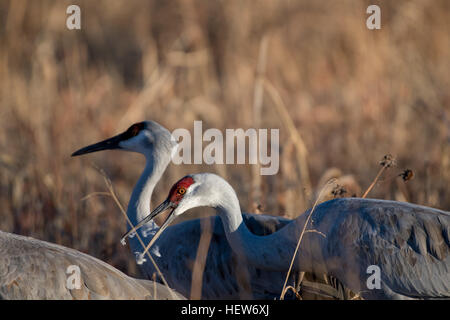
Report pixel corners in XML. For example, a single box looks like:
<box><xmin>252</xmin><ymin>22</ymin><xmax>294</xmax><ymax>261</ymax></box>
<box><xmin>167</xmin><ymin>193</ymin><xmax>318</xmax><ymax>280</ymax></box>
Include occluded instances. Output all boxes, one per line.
<box><xmin>361</xmin><ymin>166</ymin><xmax>386</xmax><ymax>199</ymax></box>
<box><xmin>279</xmin><ymin>179</ymin><xmax>335</xmax><ymax>299</ymax></box>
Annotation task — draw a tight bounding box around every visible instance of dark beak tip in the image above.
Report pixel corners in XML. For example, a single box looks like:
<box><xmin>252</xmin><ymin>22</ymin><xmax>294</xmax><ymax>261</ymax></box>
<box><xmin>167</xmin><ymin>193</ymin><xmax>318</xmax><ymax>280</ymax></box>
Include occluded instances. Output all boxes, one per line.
<box><xmin>71</xmin><ymin>148</ymin><xmax>91</xmax><ymax>157</ymax></box>
<box><xmin>70</xmin><ymin>132</ymin><xmax>124</xmax><ymax>158</ymax></box>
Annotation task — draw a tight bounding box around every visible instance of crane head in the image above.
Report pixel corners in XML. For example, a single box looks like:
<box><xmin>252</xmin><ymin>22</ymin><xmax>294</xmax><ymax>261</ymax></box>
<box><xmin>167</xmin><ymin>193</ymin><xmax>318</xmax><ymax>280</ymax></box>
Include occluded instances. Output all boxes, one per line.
<box><xmin>71</xmin><ymin>121</ymin><xmax>176</xmax><ymax>157</ymax></box>
<box><xmin>120</xmin><ymin>173</ymin><xmax>235</xmax><ymax>246</ymax></box>
<box><xmin>120</xmin><ymin>175</ymin><xmax>197</xmax><ymax>244</ymax></box>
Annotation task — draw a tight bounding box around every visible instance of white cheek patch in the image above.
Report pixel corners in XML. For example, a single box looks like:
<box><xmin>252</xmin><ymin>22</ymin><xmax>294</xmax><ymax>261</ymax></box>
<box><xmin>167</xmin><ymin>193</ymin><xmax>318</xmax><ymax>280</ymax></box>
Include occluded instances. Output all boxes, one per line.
<box><xmin>186</xmin><ymin>182</ymin><xmax>199</xmax><ymax>196</ymax></box>
<box><xmin>119</xmin><ymin>133</ymin><xmax>150</xmax><ymax>151</ymax></box>
<box><xmin>175</xmin><ymin>183</ymin><xmax>198</xmax><ymax>210</ymax></box>
<box><xmin>118</xmin><ymin>139</ymin><xmax>134</xmax><ymax>150</ymax></box>
<box><xmin>143</xmin><ymin>131</ymin><xmax>155</xmax><ymax>143</ymax></box>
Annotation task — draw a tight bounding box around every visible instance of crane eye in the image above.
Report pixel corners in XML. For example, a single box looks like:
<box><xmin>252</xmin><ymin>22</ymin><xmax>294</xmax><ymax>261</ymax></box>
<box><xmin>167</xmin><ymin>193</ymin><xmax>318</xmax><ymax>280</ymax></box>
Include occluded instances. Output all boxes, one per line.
<box><xmin>131</xmin><ymin>125</ymin><xmax>140</xmax><ymax>137</ymax></box>
<box><xmin>177</xmin><ymin>187</ymin><xmax>186</xmax><ymax>195</ymax></box>
<box><xmin>125</xmin><ymin>122</ymin><xmax>145</xmax><ymax>139</ymax></box>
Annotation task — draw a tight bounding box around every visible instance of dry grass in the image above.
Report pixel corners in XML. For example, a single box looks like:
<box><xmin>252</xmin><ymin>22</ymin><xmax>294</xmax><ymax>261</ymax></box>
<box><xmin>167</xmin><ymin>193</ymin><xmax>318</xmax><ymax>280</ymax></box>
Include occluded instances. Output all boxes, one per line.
<box><xmin>0</xmin><ymin>0</ymin><xmax>449</xmax><ymax>284</ymax></box>
<box><xmin>280</xmin><ymin>178</ymin><xmax>333</xmax><ymax>300</ymax></box>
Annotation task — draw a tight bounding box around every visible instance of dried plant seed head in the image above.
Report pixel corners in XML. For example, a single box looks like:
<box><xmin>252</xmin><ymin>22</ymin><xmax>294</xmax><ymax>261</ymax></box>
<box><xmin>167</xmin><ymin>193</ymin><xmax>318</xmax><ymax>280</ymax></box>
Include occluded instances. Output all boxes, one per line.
<box><xmin>331</xmin><ymin>185</ymin><xmax>347</xmax><ymax>198</ymax></box>
<box><xmin>380</xmin><ymin>154</ymin><xmax>396</xmax><ymax>168</ymax></box>
<box><xmin>399</xmin><ymin>169</ymin><xmax>414</xmax><ymax>182</ymax></box>
<box><xmin>251</xmin><ymin>202</ymin><xmax>264</xmax><ymax>214</ymax></box>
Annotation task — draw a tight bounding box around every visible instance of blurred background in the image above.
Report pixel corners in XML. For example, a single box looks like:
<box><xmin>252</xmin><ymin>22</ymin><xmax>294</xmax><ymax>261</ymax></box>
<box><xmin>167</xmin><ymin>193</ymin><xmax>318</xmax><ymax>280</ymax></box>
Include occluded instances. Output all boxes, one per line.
<box><xmin>0</xmin><ymin>0</ymin><xmax>449</xmax><ymax>278</ymax></box>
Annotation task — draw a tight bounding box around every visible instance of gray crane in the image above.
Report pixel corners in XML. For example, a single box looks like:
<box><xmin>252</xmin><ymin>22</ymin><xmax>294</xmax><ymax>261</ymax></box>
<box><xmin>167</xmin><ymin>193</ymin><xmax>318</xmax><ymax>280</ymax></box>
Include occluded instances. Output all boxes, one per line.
<box><xmin>72</xmin><ymin>121</ymin><xmax>349</xmax><ymax>299</ymax></box>
<box><xmin>131</xmin><ymin>173</ymin><xmax>450</xmax><ymax>300</ymax></box>
<box><xmin>0</xmin><ymin>230</ymin><xmax>184</xmax><ymax>300</ymax></box>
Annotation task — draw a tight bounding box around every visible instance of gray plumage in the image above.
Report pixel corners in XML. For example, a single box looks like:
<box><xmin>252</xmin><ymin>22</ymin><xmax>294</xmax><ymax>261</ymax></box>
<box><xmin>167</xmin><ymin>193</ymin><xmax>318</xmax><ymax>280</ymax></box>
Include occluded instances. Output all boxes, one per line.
<box><xmin>305</xmin><ymin>197</ymin><xmax>450</xmax><ymax>299</ymax></box>
<box><xmin>70</xmin><ymin>121</ymin><xmax>357</xmax><ymax>299</ymax></box>
<box><xmin>0</xmin><ymin>230</ymin><xmax>185</xmax><ymax>300</ymax></box>
<box><xmin>146</xmin><ymin>214</ymin><xmax>294</xmax><ymax>299</ymax></box>
<box><xmin>146</xmin><ymin>213</ymin><xmax>353</xmax><ymax>299</ymax></box>
<box><xmin>145</xmin><ymin>173</ymin><xmax>450</xmax><ymax>300</ymax></box>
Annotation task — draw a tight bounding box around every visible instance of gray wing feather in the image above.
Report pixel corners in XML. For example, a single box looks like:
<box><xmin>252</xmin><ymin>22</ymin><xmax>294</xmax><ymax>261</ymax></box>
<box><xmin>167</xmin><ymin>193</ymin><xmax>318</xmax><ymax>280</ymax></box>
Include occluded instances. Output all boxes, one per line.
<box><xmin>0</xmin><ymin>231</ymin><xmax>185</xmax><ymax>300</ymax></box>
<box><xmin>307</xmin><ymin>198</ymin><xmax>450</xmax><ymax>299</ymax></box>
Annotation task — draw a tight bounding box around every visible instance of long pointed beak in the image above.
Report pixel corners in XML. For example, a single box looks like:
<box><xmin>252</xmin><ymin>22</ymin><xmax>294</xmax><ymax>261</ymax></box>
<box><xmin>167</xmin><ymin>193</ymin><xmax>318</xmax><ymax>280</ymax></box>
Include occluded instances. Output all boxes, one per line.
<box><xmin>120</xmin><ymin>199</ymin><xmax>174</xmax><ymax>245</ymax></box>
<box><xmin>71</xmin><ymin>133</ymin><xmax>124</xmax><ymax>156</ymax></box>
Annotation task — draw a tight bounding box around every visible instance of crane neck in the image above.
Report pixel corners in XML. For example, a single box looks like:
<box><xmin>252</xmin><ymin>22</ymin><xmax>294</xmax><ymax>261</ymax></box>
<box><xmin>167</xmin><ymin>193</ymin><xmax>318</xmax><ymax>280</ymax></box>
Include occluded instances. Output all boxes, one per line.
<box><xmin>127</xmin><ymin>151</ymin><xmax>169</xmax><ymax>228</ymax></box>
<box><xmin>214</xmin><ymin>182</ymin><xmax>318</xmax><ymax>273</ymax></box>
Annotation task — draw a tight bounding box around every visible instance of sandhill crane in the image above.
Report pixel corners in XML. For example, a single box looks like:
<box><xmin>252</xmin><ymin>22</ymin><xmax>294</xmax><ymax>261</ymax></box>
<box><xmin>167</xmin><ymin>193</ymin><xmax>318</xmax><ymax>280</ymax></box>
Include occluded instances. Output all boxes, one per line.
<box><xmin>130</xmin><ymin>173</ymin><xmax>450</xmax><ymax>300</ymax></box>
<box><xmin>0</xmin><ymin>230</ymin><xmax>184</xmax><ymax>300</ymax></box>
<box><xmin>72</xmin><ymin>121</ymin><xmax>349</xmax><ymax>299</ymax></box>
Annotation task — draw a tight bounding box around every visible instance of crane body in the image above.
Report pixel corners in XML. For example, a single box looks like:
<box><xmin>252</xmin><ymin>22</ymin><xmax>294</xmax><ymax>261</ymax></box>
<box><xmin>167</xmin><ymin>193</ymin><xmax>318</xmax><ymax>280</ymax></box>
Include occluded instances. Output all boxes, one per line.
<box><xmin>135</xmin><ymin>173</ymin><xmax>450</xmax><ymax>299</ymax></box>
<box><xmin>0</xmin><ymin>230</ymin><xmax>184</xmax><ymax>300</ymax></box>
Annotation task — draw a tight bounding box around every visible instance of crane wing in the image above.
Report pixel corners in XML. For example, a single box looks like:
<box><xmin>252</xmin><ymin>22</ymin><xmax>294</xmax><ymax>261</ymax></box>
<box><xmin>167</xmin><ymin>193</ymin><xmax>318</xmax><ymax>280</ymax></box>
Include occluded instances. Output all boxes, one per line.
<box><xmin>307</xmin><ymin>198</ymin><xmax>450</xmax><ymax>299</ymax></box>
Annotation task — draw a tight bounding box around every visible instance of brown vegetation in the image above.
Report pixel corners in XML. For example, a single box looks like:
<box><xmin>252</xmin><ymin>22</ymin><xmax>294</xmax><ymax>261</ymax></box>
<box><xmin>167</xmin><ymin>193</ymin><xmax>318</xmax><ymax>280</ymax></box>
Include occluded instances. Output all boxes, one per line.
<box><xmin>0</xmin><ymin>0</ymin><xmax>449</xmax><ymax>279</ymax></box>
